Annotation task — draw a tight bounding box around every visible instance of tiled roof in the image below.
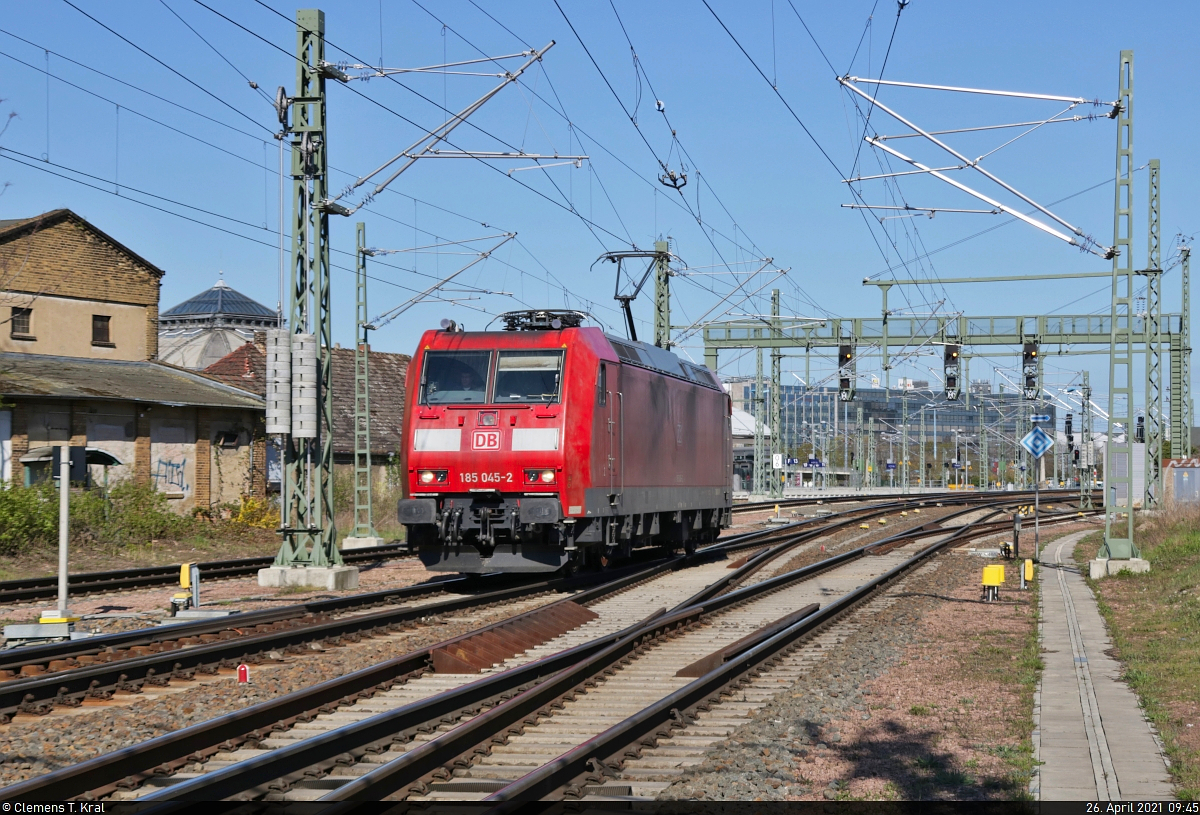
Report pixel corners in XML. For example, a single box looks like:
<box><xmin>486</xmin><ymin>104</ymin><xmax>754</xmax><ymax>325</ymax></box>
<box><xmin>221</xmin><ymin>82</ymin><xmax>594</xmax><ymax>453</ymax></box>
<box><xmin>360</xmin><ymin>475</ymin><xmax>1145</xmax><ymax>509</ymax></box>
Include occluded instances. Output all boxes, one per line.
<box><xmin>203</xmin><ymin>342</ymin><xmax>410</xmax><ymax>455</ymax></box>
<box><xmin>329</xmin><ymin>346</ymin><xmax>409</xmax><ymax>456</ymax></box>
<box><xmin>203</xmin><ymin>342</ymin><xmax>266</xmax><ymax>393</ymax></box>
<box><xmin>0</xmin><ymin>353</ymin><xmax>263</xmax><ymax>409</ymax></box>
<box><xmin>161</xmin><ymin>280</ymin><xmax>277</xmax><ymax>319</ymax></box>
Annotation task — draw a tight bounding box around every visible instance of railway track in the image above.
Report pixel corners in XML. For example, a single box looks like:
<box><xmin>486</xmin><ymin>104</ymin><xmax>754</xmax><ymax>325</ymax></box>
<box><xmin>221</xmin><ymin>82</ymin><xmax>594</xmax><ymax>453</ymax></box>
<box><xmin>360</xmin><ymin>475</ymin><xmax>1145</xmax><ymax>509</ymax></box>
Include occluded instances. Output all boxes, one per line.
<box><xmin>0</xmin><ymin>491</ymin><xmax>1092</xmax><ymax>801</ymax></box>
<box><xmin>0</xmin><ymin>544</ymin><xmax>410</xmax><ymax>605</ymax></box>
<box><xmin>0</xmin><ymin>489</ymin><xmax>1067</xmax><ymax>606</ymax></box>
<box><xmin>0</xmin><ymin>492</ymin><xmax>1056</xmax><ymax>727</ymax></box>
<box><xmin>733</xmin><ymin>487</ymin><xmax>1088</xmax><ymax>515</ymax></box>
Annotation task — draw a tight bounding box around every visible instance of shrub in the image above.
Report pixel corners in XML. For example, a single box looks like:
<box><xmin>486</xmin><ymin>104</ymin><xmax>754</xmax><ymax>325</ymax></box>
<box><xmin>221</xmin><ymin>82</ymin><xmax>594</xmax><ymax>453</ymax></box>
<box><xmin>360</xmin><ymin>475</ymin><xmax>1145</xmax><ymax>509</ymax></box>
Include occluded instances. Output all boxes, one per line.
<box><xmin>234</xmin><ymin>496</ymin><xmax>279</xmax><ymax>530</ymax></box>
<box><xmin>72</xmin><ymin>481</ymin><xmax>197</xmax><ymax>546</ymax></box>
<box><xmin>0</xmin><ymin>481</ymin><xmax>58</xmax><ymax>554</ymax></box>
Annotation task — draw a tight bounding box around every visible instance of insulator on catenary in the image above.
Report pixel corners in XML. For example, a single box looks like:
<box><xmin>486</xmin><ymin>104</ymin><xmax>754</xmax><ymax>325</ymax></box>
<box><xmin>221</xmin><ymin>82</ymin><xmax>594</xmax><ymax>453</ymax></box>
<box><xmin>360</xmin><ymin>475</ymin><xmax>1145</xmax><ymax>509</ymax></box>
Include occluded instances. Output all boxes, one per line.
<box><xmin>265</xmin><ymin>329</ymin><xmax>291</xmax><ymax>435</ymax></box>
<box><xmin>291</xmin><ymin>333</ymin><xmax>318</xmax><ymax>439</ymax></box>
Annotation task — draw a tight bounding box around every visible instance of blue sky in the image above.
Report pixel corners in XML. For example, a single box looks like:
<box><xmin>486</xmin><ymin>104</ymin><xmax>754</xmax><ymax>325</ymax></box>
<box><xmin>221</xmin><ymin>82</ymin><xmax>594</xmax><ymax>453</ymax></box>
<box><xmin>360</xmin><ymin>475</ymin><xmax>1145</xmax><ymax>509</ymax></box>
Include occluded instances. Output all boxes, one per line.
<box><xmin>2</xmin><ymin>0</ymin><xmax>1198</xmax><ymax>414</ymax></box>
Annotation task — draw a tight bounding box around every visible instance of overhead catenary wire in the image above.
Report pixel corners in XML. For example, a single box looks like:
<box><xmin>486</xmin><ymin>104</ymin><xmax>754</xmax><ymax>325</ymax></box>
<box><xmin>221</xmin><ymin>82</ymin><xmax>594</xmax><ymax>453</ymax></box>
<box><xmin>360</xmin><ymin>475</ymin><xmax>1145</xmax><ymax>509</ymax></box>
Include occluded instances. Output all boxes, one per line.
<box><xmin>559</xmin><ymin>1</ymin><xmax>812</xmax><ymax>325</ymax></box>
<box><xmin>156</xmin><ymin>0</ymin><xmax>274</xmax><ymax>105</ymax></box>
<box><xmin>236</xmin><ymin>0</ymin><xmax>630</xmax><ymax>253</ymax></box>
<box><xmin>60</xmin><ymin>0</ymin><xmax>275</xmax><ymax>136</ymax></box>
<box><xmin>442</xmin><ymin>3</ymin><xmax>772</xmax><ymax>271</ymax></box>
<box><xmin>2</xmin><ymin>29</ymin><xmax>617</xmax><ymax>331</ymax></box>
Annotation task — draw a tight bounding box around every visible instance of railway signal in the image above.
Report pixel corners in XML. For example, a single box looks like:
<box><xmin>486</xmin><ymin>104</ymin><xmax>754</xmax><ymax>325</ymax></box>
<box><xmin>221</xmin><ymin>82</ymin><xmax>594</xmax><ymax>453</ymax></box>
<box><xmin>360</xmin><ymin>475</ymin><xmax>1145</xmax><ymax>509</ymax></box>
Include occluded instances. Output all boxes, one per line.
<box><xmin>1022</xmin><ymin>342</ymin><xmax>1039</xmax><ymax>400</ymax></box>
<box><xmin>944</xmin><ymin>344</ymin><xmax>961</xmax><ymax>400</ymax></box>
<box><xmin>838</xmin><ymin>344</ymin><xmax>856</xmax><ymax>402</ymax></box>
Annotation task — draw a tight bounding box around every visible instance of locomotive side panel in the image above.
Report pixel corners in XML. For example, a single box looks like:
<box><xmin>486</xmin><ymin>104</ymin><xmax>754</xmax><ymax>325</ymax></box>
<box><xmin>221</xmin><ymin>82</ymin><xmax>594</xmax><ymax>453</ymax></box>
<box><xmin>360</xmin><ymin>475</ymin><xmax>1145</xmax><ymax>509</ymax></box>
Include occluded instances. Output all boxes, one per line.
<box><xmin>580</xmin><ymin>359</ymin><xmax>728</xmax><ymax>518</ymax></box>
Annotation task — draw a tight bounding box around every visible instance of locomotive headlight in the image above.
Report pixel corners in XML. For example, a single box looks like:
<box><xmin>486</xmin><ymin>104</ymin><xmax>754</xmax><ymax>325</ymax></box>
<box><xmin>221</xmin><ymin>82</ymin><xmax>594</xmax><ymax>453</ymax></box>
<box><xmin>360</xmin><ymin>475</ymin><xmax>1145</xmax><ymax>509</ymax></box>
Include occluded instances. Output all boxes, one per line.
<box><xmin>525</xmin><ymin>468</ymin><xmax>556</xmax><ymax>485</ymax></box>
<box><xmin>540</xmin><ymin>469</ymin><xmax>556</xmax><ymax>484</ymax></box>
<box><xmin>418</xmin><ymin>469</ymin><xmax>448</xmax><ymax>484</ymax></box>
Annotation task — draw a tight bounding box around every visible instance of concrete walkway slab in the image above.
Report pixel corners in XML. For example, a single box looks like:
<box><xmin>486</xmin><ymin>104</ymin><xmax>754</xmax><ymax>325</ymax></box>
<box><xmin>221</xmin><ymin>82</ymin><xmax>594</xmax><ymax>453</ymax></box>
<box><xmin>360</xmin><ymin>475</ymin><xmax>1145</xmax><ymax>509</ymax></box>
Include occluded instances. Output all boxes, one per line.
<box><xmin>1032</xmin><ymin>531</ymin><xmax>1174</xmax><ymax>800</ymax></box>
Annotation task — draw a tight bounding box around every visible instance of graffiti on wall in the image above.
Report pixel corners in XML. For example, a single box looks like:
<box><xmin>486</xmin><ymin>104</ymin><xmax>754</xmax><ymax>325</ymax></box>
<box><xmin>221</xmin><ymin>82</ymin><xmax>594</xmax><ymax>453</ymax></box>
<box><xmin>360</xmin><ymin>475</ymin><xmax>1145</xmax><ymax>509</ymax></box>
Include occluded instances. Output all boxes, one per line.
<box><xmin>153</xmin><ymin>457</ymin><xmax>189</xmax><ymax>493</ymax></box>
<box><xmin>152</xmin><ymin>423</ymin><xmax>192</xmax><ymax>497</ymax></box>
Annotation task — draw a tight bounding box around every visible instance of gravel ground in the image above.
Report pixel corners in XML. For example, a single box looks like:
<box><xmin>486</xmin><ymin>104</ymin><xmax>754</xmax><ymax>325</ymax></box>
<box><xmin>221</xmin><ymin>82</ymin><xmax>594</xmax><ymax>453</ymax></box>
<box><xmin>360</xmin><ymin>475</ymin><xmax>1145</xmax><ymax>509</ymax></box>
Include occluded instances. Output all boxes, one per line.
<box><xmin>660</xmin><ymin>525</ymin><xmax>1091</xmax><ymax>802</ymax></box>
<box><xmin>0</xmin><ymin>557</ymin><xmax>436</xmax><ymax>635</ymax></box>
<box><xmin>0</xmin><ymin>594</ymin><xmax>559</xmax><ymax>787</ymax></box>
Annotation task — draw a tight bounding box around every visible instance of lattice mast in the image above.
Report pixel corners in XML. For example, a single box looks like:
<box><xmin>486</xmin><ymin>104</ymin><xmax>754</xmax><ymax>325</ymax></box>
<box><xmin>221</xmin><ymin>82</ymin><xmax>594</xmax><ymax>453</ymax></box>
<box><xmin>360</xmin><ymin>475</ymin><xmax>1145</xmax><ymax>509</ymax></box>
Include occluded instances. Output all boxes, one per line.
<box><xmin>353</xmin><ymin>222</ymin><xmax>378</xmax><ymax>539</ymax></box>
<box><xmin>275</xmin><ymin>9</ymin><xmax>341</xmax><ymax>568</ymax></box>
<box><xmin>1103</xmin><ymin>51</ymin><xmax>1137</xmax><ymax>559</ymax></box>
<box><xmin>770</xmin><ymin>289</ymin><xmax>783</xmax><ymax>498</ymax></box>
<box><xmin>1141</xmin><ymin>159</ymin><xmax>1163</xmax><ymax>507</ymax></box>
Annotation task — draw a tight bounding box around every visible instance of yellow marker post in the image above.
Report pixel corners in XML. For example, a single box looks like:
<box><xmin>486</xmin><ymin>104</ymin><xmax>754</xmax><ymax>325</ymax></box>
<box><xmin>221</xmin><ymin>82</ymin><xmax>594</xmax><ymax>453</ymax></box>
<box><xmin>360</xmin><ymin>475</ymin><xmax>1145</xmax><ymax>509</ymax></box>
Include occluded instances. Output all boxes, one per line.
<box><xmin>172</xmin><ymin>562</ymin><xmax>200</xmax><ymax>614</ymax></box>
<box><xmin>1023</xmin><ymin>558</ymin><xmax>1034</xmax><ymax>589</ymax></box>
<box><xmin>982</xmin><ymin>564</ymin><xmax>1005</xmax><ymax>602</ymax></box>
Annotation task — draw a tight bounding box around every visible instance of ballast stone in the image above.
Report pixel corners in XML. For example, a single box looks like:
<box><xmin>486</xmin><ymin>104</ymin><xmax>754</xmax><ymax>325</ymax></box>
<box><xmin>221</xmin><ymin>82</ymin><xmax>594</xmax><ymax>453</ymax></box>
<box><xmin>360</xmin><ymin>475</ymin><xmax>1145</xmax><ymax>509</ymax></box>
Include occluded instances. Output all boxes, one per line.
<box><xmin>1088</xmin><ymin>558</ymin><xmax>1151</xmax><ymax>579</ymax></box>
<box><xmin>257</xmin><ymin>565</ymin><xmax>360</xmax><ymax>590</ymax></box>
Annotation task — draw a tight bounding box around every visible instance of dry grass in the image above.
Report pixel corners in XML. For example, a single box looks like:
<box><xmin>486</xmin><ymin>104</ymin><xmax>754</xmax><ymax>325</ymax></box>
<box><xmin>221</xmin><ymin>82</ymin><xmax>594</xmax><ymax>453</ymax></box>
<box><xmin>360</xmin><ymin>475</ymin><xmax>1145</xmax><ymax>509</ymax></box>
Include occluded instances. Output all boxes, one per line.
<box><xmin>1078</xmin><ymin>506</ymin><xmax>1200</xmax><ymax>799</ymax></box>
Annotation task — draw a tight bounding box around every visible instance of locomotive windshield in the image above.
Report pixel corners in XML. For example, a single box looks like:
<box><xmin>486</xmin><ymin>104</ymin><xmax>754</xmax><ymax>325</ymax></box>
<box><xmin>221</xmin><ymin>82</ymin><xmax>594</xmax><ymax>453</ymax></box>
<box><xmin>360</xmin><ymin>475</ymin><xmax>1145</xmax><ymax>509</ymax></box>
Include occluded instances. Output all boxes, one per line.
<box><xmin>420</xmin><ymin>350</ymin><xmax>492</xmax><ymax>404</ymax></box>
<box><xmin>493</xmin><ymin>350</ymin><xmax>564</xmax><ymax>404</ymax></box>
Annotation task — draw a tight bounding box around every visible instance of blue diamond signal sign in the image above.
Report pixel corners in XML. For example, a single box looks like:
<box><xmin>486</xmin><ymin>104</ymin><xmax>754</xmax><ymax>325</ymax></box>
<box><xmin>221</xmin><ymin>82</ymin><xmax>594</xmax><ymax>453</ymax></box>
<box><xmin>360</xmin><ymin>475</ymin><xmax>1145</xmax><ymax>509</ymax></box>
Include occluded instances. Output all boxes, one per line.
<box><xmin>1020</xmin><ymin>426</ymin><xmax>1054</xmax><ymax>459</ymax></box>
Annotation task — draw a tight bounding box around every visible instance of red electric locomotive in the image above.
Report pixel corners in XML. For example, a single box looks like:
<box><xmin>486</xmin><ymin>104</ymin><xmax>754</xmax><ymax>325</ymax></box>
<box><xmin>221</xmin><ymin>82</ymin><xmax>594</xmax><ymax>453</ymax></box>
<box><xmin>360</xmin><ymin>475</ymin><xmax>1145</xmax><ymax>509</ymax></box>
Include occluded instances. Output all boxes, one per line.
<box><xmin>398</xmin><ymin>310</ymin><xmax>733</xmax><ymax>573</ymax></box>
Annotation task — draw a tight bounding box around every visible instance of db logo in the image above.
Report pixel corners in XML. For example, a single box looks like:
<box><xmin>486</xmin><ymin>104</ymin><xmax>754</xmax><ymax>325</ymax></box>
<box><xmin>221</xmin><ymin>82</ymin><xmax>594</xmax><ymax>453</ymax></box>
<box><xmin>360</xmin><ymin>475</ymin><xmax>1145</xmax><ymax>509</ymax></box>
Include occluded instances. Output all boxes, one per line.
<box><xmin>472</xmin><ymin>429</ymin><xmax>501</xmax><ymax>450</ymax></box>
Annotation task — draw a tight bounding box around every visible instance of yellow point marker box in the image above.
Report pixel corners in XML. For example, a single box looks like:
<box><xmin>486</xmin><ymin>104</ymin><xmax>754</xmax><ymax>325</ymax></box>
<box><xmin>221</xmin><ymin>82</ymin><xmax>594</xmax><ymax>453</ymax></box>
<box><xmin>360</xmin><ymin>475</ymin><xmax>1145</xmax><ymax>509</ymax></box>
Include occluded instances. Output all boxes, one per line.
<box><xmin>982</xmin><ymin>564</ymin><xmax>1005</xmax><ymax>587</ymax></box>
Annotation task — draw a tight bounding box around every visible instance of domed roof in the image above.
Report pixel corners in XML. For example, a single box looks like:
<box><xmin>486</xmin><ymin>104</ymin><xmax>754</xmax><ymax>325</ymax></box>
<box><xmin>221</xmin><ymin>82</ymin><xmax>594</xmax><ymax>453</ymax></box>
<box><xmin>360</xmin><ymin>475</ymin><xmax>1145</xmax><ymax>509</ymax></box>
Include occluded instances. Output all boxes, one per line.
<box><xmin>161</xmin><ymin>278</ymin><xmax>276</xmax><ymax>320</ymax></box>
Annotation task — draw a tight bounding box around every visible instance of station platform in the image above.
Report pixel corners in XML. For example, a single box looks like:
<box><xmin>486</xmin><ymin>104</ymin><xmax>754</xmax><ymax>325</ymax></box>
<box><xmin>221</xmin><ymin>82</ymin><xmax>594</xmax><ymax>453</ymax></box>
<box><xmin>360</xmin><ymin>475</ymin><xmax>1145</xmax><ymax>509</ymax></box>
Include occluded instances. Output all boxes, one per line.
<box><xmin>1034</xmin><ymin>530</ymin><xmax>1174</xmax><ymax>800</ymax></box>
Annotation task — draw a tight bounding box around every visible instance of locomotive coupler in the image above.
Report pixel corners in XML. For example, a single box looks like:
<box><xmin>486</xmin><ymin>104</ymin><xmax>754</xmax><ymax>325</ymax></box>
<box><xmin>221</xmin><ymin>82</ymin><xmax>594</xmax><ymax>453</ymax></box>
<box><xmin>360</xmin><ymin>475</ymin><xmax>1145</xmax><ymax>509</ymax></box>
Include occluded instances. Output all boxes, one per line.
<box><xmin>509</xmin><ymin>506</ymin><xmax>522</xmax><ymax>541</ymax></box>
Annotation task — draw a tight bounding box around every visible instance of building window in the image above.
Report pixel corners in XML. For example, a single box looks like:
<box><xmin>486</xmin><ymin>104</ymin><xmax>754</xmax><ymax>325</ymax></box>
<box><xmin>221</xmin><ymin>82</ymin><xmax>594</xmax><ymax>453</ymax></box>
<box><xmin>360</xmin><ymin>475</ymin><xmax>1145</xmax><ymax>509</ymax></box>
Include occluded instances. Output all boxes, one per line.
<box><xmin>10</xmin><ymin>307</ymin><xmax>32</xmax><ymax>339</ymax></box>
<box><xmin>92</xmin><ymin>314</ymin><xmax>112</xmax><ymax>345</ymax></box>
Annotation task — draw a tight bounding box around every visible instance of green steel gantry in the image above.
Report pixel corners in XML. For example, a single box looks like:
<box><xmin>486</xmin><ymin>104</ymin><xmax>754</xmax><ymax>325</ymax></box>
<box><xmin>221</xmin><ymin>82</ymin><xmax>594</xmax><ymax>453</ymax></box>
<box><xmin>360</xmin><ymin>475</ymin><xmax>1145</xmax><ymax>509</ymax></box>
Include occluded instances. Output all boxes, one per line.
<box><xmin>656</xmin><ymin>50</ymin><xmax>1192</xmax><ymax>526</ymax></box>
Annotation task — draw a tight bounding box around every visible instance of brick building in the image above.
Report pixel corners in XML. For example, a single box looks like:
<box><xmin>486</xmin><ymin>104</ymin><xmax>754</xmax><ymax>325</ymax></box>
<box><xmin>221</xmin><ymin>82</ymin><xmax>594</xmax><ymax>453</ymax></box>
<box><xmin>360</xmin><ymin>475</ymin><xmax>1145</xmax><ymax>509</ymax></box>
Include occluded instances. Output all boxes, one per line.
<box><xmin>0</xmin><ymin>210</ymin><xmax>266</xmax><ymax>510</ymax></box>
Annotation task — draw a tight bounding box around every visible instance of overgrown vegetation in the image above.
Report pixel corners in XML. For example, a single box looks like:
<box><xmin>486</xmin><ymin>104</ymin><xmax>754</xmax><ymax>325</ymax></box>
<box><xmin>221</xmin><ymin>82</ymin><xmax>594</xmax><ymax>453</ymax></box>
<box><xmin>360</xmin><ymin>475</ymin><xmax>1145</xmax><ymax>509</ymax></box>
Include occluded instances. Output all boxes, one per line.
<box><xmin>0</xmin><ymin>480</ymin><xmax>58</xmax><ymax>554</ymax></box>
<box><xmin>1081</xmin><ymin>508</ymin><xmax>1200</xmax><ymax>799</ymax></box>
<box><xmin>0</xmin><ymin>480</ymin><xmax>276</xmax><ymax>554</ymax></box>
<box><xmin>332</xmin><ymin>466</ymin><xmax>405</xmax><ymax>543</ymax></box>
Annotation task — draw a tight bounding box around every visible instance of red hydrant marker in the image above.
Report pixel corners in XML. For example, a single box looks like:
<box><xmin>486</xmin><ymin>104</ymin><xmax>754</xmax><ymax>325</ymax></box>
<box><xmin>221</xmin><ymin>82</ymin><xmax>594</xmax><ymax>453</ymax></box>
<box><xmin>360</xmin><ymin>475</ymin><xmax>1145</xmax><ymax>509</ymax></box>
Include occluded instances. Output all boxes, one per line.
<box><xmin>237</xmin><ymin>663</ymin><xmax>250</xmax><ymax>684</ymax></box>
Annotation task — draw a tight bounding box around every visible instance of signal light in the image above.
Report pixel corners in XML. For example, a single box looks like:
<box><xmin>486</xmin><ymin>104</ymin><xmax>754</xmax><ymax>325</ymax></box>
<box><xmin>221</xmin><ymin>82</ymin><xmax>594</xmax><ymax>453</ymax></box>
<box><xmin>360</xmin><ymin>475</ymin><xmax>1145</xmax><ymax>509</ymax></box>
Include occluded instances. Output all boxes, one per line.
<box><xmin>838</xmin><ymin>344</ymin><xmax>855</xmax><ymax>402</ymax></box>
<box><xmin>1136</xmin><ymin>415</ymin><xmax>1145</xmax><ymax>443</ymax></box>
<box><xmin>944</xmin><ymin>344</ymin><xmax>961</xmax><ymax>401</ymax></box>
<box><xmin>1022</xmin><ymin>342</ymin><xmax>1039</xmax><ymax>400</ymax></box>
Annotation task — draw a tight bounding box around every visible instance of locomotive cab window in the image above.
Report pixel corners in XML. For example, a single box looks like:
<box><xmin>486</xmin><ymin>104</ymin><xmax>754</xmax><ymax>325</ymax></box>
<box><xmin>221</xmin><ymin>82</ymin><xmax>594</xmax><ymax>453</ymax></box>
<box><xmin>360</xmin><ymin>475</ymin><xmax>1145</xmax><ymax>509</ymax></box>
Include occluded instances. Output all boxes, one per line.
<box><xmin>596</xmin><ymin>363</ymin><xmax>606</xmax><ymax>406</ymax></box>
<box><xmin>493</xmin><ymin>350</ymin><xmax>564</xmax><ymax>404</ymax></box>
<box><xmin>420</xmin><ymin>350</ymin><xmax>492</xmax><ymax>404</ymax></box>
